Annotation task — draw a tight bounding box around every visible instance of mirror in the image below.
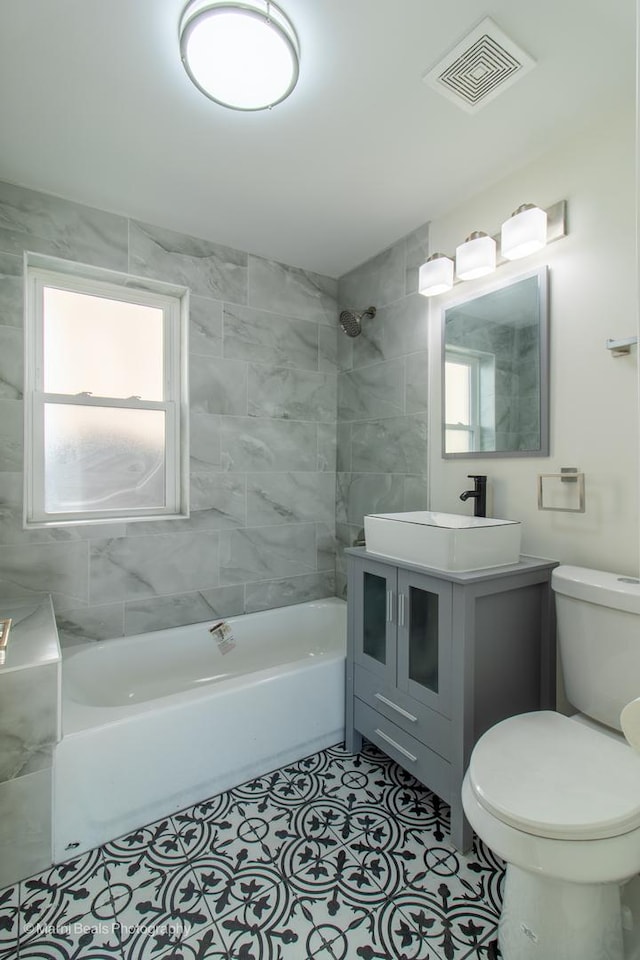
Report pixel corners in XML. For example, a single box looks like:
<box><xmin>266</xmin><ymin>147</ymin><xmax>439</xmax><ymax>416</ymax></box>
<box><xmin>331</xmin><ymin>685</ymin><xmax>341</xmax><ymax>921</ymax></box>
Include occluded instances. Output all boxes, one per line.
<box><xmin>442</xmin><ymin>267</ymin><xmax>549</xmax><ymax>459</ymax></box>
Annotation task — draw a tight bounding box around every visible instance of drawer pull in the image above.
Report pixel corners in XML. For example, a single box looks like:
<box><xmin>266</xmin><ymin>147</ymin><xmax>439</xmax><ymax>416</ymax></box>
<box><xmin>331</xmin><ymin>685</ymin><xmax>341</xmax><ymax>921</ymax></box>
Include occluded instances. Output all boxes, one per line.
<box><xmin>386</xmin><ymin>590</ymin><xmax>394</xmax><ymax>623</ymax></box>
<box><xmin>374</xmin><ymin>693</ymin><xmax>417</xmax><ymax>723</ymax></box>
<box><xmin>374</xmin><ymin>728</ymin><xmax>417</xmax><ymax>763</ymax></box>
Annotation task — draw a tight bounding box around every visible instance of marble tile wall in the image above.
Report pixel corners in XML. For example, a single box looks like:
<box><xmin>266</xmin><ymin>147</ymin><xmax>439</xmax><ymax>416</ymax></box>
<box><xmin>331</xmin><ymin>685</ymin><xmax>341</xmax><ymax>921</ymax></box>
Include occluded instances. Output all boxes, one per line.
<box><xmin>0</xmin><ymin>597</ymin><xmax>61</xmax><ymax>886</ymax></box>
<box><xmin>0</xmin><ymin>181</ymin><xmax>338</xmax><ymax>646</ymax></box>
<box><xmin>335</xmin><ymin>224</ymin><xmax>431</xmax><ymax>596</ymax></box>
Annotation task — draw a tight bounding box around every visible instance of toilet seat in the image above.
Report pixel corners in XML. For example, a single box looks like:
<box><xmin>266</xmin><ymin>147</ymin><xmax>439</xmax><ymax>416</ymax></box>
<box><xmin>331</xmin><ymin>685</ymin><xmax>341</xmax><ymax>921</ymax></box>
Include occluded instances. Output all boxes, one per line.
<box><xmin>469</xmin><ymin>711</ymin><xmax>640</xmax><ymax>841</ymax></box>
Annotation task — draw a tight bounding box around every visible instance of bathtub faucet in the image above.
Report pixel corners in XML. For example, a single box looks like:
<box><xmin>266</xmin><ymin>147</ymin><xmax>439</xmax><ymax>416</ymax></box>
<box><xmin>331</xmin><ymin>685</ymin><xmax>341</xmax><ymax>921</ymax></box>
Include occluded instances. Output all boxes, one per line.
<box><xmin>0</xmin><ymin>618</ymin><xmax>11</xmax><ymax>665</ymax></box>
<box><xmin>459</xmin><ymin>475</ymin><xmax>487</xmax><ymax>518</ymax></box>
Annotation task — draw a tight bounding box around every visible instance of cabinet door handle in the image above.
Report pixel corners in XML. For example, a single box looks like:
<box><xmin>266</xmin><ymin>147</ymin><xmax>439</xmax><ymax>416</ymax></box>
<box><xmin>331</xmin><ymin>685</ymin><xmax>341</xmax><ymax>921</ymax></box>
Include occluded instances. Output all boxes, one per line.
<box><xmin>386</xmin><ymin>590</ymin><xmax>394</xmax><ymax>623</ymax></box>
<box><xmin>374</xmin><ymin>693</ymin><xmax>417</xmax><ymax>723</ymax></box>
<box><xmin>374</xmin><ymin>728</ymin><xmax>417</xmax><ymax>763</ymax></box>
<box><xmin>398</xmin><ymin>592</ymin><xmax>406</xmax><ymax>627</ymax></box>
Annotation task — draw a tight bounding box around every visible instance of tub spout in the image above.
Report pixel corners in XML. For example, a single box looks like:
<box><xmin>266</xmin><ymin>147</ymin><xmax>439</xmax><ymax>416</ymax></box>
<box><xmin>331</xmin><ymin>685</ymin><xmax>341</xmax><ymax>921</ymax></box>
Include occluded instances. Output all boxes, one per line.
<box><xmin>0</xmin><ymin>618</ymin><xmax>11</xmax><ymax>665</ymax></box>
<box><xmin>459</xmin><ymin>475</ymin><xmax>487</xmax><ymax>518</ymax></box>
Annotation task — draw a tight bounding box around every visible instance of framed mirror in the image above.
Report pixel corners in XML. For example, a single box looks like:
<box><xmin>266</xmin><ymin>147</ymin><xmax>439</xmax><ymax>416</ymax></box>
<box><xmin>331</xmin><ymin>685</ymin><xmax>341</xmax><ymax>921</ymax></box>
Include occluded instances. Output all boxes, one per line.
<box><xmin>442</xmin><ymin>266</ymin><xmax>549</xmax><ymax>459</ymax></box>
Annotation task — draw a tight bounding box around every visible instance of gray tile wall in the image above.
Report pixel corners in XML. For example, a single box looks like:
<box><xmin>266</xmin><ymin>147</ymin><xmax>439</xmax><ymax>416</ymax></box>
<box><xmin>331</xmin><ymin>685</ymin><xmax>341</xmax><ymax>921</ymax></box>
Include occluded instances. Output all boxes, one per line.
<box><xmin>0</xmin><ymin>181</ymin><xmax>338</xmax><ymax>645</ymax></box>
<box><xmin>0</xmin><ymin>597</ymin><xmax>60</xmax><ymax>886</ymax></box>
<box><xmin>335</xmin><ymin>224</ymin><xmax>431</xmax><ymax>596</ymax></box>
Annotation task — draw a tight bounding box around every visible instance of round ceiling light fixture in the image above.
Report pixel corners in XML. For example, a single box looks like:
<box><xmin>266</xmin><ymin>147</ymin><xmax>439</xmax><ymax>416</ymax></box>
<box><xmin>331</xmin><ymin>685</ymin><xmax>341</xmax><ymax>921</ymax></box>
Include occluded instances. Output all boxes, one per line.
<box><xmin>179</xmin><ymin>0</ymin><xmax>300</xmax><ymax>111</ymax></box>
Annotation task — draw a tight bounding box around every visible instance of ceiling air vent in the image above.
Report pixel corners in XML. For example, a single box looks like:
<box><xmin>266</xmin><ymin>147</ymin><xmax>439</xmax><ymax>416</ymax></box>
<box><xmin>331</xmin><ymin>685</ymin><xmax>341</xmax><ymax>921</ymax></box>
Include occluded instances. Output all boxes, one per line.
<box><xmin>423</xmin><ymin>17</ymin><xmax>535</xmax><ymax>113</ymax></box>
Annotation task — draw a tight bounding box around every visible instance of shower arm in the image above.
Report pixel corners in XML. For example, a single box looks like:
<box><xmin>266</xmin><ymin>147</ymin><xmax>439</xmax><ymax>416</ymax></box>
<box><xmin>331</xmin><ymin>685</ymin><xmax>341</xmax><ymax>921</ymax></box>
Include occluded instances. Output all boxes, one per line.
<box><xmin>606</xmin><ymin>337</ymin><xmax>638</xmax><ymax>358</ymax></box>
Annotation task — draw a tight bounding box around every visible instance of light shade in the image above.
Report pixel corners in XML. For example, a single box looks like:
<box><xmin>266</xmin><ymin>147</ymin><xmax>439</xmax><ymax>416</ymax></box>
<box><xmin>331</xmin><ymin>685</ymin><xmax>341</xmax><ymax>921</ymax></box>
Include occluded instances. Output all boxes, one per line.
<box><xmin>179</xmin><ymin>0</ymin><xmax>300</xmax><ymax>111</ymax></box>
<box><xmin>418</xmin><ymin>254</ymin><xmax>454</xmax><ymax>297</ymax></box>
<box><xmin>456</xmin><ymin>232</ymin><xmax>496</xmax><ymax>280</ymax></box>
<box><xmin>501</xmin><ymin>204</ymin><xmax>548</xmax><ymax>260</ymax></box>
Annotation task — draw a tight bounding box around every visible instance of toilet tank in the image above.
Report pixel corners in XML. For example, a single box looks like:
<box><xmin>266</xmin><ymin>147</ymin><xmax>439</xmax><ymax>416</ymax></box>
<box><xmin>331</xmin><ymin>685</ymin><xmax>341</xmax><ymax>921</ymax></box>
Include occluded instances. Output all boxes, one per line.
<box><xmin>552</xmin><ymin>566</ymin><xmax>640</xmax><ymax>730</ymax></box>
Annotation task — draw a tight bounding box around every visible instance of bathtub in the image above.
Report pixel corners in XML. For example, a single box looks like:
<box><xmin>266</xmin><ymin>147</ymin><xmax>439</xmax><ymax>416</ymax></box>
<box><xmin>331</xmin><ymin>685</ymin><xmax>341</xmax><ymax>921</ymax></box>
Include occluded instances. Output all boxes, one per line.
<box><xmin>53</xmin><ymin>597</ymin><xmax>346</xmax><ymax>862</ymax></box>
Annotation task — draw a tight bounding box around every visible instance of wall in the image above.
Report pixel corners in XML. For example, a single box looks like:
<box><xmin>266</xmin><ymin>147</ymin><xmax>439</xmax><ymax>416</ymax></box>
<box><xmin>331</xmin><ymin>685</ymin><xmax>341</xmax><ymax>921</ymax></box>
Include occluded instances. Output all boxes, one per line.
<box><xmin>0</xmin><ymin>181</ymin><xmax>338</xmax><ymax>645</ymax></box>
<box><xmin>0</xmin><ymin>597</ymin><xmax>59</xmax><ymax>886</ymax></box>
<box><xmin>334</xmin><ymin>225</ymin><xmax>431</xmax><ymax>595</ymax></box>
<box><xmin>428</xmin><ymin>104</ymin><xmax>638</xmax><ymax>575</ymax></box>
<box><xmin>1</xmin><ymin>102</ymin><xmax>635</xmax><ymax>643</ymax></box>
<box><xmin>333</xmin><ymin>102</ymin><xmax>637</xmax><ymax>585</ymax></box>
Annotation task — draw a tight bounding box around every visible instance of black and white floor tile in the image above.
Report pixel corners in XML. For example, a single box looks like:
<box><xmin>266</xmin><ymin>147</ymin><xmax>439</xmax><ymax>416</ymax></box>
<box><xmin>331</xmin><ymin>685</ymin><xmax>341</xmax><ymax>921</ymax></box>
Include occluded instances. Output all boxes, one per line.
<box><xmin>0</xmin><ymin>743</ymin><xmax>504</xmax><ymax>960</ymax></box>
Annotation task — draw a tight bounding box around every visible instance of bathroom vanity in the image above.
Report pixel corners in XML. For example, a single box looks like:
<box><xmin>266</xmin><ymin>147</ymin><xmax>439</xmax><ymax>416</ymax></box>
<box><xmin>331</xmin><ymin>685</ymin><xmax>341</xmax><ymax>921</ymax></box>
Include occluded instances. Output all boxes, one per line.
<box><xmin>345</xmin><ymin>548</ymin><xmax>557</xmax><ymax>851</ymax></box>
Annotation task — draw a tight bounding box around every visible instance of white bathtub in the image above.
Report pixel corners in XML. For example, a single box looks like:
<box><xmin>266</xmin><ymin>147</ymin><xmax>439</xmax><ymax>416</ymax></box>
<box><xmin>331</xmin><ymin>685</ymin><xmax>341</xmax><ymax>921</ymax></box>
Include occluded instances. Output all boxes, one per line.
<box><xmin>53</xmin><ymin>598</ymin><xmax>346</xmax><ymax>862</ymax></box>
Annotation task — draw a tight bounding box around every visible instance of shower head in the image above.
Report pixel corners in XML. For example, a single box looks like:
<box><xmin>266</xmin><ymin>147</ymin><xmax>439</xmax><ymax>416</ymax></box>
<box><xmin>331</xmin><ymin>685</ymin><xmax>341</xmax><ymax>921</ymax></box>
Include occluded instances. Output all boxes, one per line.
<box><xmin>338</xmin><ymin>310</ymin><xmax>362</xmax><ymax>338</ymax></box>
<box><xmin>338</xmin><ymin>306</ymin><xmax>376</xmax><ymax>338</ymax></box>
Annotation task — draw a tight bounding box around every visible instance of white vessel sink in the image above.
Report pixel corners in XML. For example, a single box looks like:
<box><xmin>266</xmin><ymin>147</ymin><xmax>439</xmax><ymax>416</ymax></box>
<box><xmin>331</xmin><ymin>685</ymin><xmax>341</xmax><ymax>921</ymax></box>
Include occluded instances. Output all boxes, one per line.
<box><xmin>364</xmin><ymin>511</ymin><xmax>522</xmax><ymax>572</ymax></box>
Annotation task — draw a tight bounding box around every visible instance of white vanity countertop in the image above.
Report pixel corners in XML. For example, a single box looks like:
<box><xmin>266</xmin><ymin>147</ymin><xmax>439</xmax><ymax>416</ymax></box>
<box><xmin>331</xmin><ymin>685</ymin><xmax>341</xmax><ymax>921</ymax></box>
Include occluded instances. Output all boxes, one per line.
<box><xmin>0</xmin><ymin>596</ymin><xmax>61</xmax><ymax>673</ymax></box>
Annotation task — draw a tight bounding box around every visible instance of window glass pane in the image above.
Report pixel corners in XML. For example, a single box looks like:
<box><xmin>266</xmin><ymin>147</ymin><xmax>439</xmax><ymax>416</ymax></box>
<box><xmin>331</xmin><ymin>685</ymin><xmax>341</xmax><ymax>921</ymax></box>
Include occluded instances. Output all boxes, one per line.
<box><xmin>43</xmin><ymin>288</ymin><xmax>164</xmax><ymax>399</ymax></box>
<box><xmin>445</xmin><ymin>429</ymin><xmax>471</xmax><ymax>453</ymax></box>
<box><xmin>363</xmin><ymin>572</ymin><xmax>387</xmax><ymax>665</ymax></box>
<box><xmin>44</xmin><ymin>404</ymin><xmax>165</xmax><ymax>513</ymax></box>
<box><xmin>408</xmin><ymin>586</ymin><xmax>439</xmax><ymax>693</ymax></box>
<box><xmin>445</xmin><ymin>360</ymin><xmax>471</xmax><ymax>426</ymax></box>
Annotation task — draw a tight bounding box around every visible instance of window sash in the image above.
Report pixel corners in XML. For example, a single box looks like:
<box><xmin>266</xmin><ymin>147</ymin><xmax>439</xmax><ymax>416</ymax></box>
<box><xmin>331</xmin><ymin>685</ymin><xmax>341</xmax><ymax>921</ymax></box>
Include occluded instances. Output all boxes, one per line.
<box><xmin>24</xmin><ymin>260</ymin><xmax>187</xmax><ymax>526</ymax></box>
<box><xmin>30</xmin><ymin>268</ymin><xmax>179</xmax><ymax>396</ymax></box>
<box><xmin>444</xmin><ymin>354</ymin><xmax>479</xmax><ymax>430</ymax></box>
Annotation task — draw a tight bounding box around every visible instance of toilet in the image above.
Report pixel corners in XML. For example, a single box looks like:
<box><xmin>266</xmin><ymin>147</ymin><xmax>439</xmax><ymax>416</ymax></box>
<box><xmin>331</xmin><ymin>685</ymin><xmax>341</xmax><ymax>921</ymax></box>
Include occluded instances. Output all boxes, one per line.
<box><xmin>462</xmin><ymin>565</ymin><xmax>640</xmax><ymax>960</ymax></box>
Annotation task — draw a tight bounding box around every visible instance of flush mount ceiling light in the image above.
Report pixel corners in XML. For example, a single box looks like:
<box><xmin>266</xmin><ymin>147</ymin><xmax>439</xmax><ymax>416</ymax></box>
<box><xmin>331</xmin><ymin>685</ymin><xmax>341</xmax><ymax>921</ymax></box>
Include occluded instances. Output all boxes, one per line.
<box><xmin>418</xmin><ymin>253</ymin><xmax>454</xmax><ymax>297</ymax></box>
<box><xmin>179</xmin><ymin>0</ymin><xmax>300</xmax><ymax>111</ymax></box>
<box><xmin>501</xmin><ymin>204</ymin><xmax>548</xmax><ymax>260</ymax></box>
<box><xmin>456</xmin><ymin>232</ymin><xmax>496</xmax><ymax>281</ymax></box>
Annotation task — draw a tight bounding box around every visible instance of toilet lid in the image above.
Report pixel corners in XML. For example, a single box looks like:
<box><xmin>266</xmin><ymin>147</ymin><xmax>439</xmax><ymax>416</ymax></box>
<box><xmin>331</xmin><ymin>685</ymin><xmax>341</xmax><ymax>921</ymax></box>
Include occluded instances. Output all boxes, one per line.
<box><xmin>469</xmin><ymin>712</ymin><xmax>640</xmax><ymax>841</ymax></box>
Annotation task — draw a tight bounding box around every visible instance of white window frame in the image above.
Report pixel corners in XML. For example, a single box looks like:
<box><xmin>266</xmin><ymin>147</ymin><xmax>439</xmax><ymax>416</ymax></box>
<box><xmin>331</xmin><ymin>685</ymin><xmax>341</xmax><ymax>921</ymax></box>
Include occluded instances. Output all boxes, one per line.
<box><xmin>24</xmin><ymin>253</ymin><xmax>190</xmax><ymax>527</ymax></box>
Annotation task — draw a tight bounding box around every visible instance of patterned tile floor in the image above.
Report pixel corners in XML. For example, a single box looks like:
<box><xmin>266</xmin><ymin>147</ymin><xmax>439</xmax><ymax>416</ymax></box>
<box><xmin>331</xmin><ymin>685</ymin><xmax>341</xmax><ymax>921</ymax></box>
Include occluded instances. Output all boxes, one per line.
<box><xmin>0</xmin><ymin>743</ymin><xmax>504</xmax><ymax>960</ymax></box>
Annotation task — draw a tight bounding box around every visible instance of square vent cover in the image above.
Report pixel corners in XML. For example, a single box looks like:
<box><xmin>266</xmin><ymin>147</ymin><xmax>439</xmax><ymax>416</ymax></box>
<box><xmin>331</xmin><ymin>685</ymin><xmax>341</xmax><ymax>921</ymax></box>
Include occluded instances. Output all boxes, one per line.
<box><xmin>423</xmin><ymin>17</ymin><xmax>536</xmax><ymax>113</ymax></box>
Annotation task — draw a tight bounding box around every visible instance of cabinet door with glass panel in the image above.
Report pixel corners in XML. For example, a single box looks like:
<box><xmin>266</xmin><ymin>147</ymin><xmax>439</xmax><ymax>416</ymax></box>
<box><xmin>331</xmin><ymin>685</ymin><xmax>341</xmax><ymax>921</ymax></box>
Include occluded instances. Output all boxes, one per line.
<box><xmin>352</xmin><ymin>558</ymin><xmax>397</xmax><ymax>685</ymax></box>
<box><xmin>396</xmin><ymin>569</ymin><xmax>452</xmax><ymax>717</ymax></box>
<box><xmin>353</xmin><ymin>559</ymin><xmax>452</xmax><ymax>717</ymax></box>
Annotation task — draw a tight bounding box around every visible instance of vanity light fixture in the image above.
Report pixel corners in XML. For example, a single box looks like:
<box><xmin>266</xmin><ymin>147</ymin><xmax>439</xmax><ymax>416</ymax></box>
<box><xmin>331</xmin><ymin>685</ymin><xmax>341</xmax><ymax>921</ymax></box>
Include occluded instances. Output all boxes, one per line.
<box><xmin>418</xmin><ymin>200</ymin><xmax>566</xmax><ymax>299</ymax></box>
<box><xmin>418</xmin><ymin>253</ymin><xmax>455</xmax><ymax>297</ymax></box>
<box><xmin>179</xmin><ymin>0</ymin><xmax>300</xmax><ymax>111</ymax></box>
<box><xmin>455</xmin><ymin>232</ymin><xmax>496</xmax><ymax>281</ymax></box>
<box><xmin>501</xmin><ymin>203</ymin><xmax>548</xmax><ymax>260</ymax></box>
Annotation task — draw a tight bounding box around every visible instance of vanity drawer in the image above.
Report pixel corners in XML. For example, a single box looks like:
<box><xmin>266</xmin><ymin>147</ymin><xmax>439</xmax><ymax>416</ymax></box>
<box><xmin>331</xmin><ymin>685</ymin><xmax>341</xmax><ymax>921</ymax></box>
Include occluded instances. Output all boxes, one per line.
<box><xmin>354</xmin><ymin>664</ymin><xmax>451</xmax><ymax>759</ymax></box>
<box><xmin>354</xmin><ymin>698</ymin><xmax>451</xmax><ymax>804</ymax></box>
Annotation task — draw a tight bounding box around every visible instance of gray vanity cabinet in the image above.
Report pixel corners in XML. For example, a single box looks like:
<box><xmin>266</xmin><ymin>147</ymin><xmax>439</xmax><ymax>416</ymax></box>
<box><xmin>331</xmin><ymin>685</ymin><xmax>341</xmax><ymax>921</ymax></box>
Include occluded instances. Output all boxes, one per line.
<box><xmin>345</xmin><ymin>549</ymin><xmax>557</xmax><ymax>851</ymax></box>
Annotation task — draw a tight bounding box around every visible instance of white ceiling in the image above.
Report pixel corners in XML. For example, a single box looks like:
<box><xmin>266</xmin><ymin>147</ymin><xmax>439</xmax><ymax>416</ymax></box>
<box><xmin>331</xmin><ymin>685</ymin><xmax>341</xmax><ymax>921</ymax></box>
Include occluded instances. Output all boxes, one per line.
<box><xmin>0</xmin><ymin>0</ymin><xmax>634</xmax><ymax>278</ymax></box>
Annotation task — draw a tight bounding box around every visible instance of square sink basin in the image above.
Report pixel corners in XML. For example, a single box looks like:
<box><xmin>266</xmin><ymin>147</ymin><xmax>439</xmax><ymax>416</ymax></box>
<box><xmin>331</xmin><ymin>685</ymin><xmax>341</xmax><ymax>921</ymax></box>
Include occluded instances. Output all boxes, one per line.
<box><xmin>364</xmin><ymin>511</ymin><xmax>522</xmax><ymax>572</ymax></box>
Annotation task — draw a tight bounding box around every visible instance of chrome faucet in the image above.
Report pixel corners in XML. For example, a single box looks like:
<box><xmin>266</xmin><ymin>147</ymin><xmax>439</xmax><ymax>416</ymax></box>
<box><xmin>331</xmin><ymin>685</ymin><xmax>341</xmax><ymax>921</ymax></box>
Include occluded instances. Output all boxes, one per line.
<box><xmin>459</xmin><ymin>475</ymin><xmax>487</xmax><ymax>518</ymax></box>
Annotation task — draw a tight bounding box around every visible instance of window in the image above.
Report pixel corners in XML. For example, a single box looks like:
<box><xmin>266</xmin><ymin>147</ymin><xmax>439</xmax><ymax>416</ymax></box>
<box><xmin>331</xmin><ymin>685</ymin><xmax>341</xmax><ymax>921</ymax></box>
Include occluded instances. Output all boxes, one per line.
<box><xmin>444</xmin><ymin>347</ymin><xmax>495</xmax><ymax>454</ymax></box>
<box><xmin>24</xmin><ymin>255</ymin><xmax>189</xmax><ymax>526</ymax></box>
